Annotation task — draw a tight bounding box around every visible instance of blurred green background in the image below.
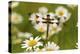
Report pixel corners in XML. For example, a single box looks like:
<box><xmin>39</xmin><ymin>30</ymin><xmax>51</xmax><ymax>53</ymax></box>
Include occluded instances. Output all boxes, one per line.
<box><xmin>10</xmin><ymin>2</ymin><xmax>78</xmax><ymax>53</ymax></box>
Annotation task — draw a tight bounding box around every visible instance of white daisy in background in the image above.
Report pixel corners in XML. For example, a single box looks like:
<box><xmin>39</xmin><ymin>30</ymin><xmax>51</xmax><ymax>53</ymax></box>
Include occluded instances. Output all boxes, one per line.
<box><xmin>11</xmin><ymin>2</ymin><xmax>19</xmax><ymax>8</ymax></box>
<box><xmin>18</xmin><ymin>32</ymin><xmax>32</xmax><ymax>38</ymax></box>
<box><xmin>55</xmin><ymin>6</ymin><xmax>68</xmax><ymax>17</ymax></box>
<box><xmin>11</xmin><ymin>12</ymin><xmax>23</xmax><ymax>24</ymax></box>
<box><xmin>55</xmin><ymin>6</ymin><xmax>71</xmax><ymax>23</ymax></box>
<box><xmin>13</xmin><ymin>38</ymin><xmax>22</xmax><ymax>44</ymax></box>
<box><xmin>34</xmin><ymin>23</ymin><xmax>47</xmax><ymax>32</ymax></box>
<box><xmin>67</xmin><ymin>4</ymin><xmax>77</xmax><ymax>9</ymax></box>
<box><xmin>21</xmin><ymin>37</ymin><xmax>43</xmax><ymax>51</ymax></box>
<box><xmin>38</xmin><ymin>7</ymin><xmax>48</xmax><ymax>15</ymax></box>
<box><xmin>42</xmin><ymin>42</ymin><xmax>59</xmax><ymax>51</ymax></box>
<box><xmin>49</xmin><ymin>26</ymin><xmax>62</xmax><ymax>36</ymax></box>
<box><xmin>59</xmin><ymin>13</ymin><xmax>71</xmax><ymax>23</ymax></box>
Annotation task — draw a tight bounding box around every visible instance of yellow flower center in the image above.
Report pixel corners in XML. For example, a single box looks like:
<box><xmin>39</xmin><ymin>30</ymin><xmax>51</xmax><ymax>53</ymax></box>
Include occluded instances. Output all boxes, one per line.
<box><xmin>59</xmin><ymin>11</ymin><xmax>64</xmax><ymax>16</ymax></box>
<box><xmin>28</xmin><ymin>40</ymin><xmax>37</xmax><ymax>47</ymax></box>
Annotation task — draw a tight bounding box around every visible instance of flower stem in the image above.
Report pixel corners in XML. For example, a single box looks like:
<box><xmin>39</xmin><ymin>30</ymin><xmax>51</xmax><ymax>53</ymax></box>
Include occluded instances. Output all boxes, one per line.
<box><xmin>32</xmin><ymin>47</ymin><xmax>34</xmax><ymax>52</ymax></box>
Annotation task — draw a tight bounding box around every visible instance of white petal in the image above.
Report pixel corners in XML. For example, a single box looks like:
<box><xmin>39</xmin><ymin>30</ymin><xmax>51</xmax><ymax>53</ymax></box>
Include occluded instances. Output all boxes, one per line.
<box><xmin>21</xmin><ymin>45</ymin><xmax>27</xmax><ymax>48</ymax></box>
<box><xmin>26</xmin><ymin>48</ymin><xmax>29</xmax><ymax>51</ymax></box>
<box><xmin>35</xmin><ymin>37</ymin><xmax>41</xmax><ymax>41</ymax></box>
<box><xmin>66</xmin><ymin>13</ymin><xmax>71</xmax><ymax>21</ymax></box>
<box><xmin>30</xmin><ymin>37</ymin><xmax>33</xmax><ymax>40</ymax></box>
<box><xmin>29</xmin><ymin>47</ymin><xmax>32</xmax><ymax>50</ymax></box>
<box><xmin>23</xmin><ymin>40</ymin><xmax>29</xmax><ymax>43</ymax></box>
<box><xmin>21</xmin><ymin>44</ymin><xmax>26</xmax><ymax>46</ymax></box>
<box><xmin>36</xmin><ymin>42</ymin><xmax>43</xmax><ymax>46</ymax></box>
<box><xmin>33</xmin><ymin>46</ymin><xmax>36</xmax><ymax>49</ymax></box>
<box><xmin>35</xmin><ymin>36</ymin><xmax>39</xmax><ymax>40</ymax></box>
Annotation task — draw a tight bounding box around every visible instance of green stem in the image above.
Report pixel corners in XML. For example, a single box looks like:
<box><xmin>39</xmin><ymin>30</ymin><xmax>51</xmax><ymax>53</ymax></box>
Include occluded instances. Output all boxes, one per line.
<box><xmin>32</xmin><ymin>47</ymin><xmax>34</xmax><ymax>52</ymax></box>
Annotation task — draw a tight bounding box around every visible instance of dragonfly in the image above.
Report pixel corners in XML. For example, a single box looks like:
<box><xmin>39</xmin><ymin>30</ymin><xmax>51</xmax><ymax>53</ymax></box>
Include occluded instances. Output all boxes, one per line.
<box><xmin>35</xmin><ymin>14</ymin><xmax>60</xmax><ymax>40</ymax></box>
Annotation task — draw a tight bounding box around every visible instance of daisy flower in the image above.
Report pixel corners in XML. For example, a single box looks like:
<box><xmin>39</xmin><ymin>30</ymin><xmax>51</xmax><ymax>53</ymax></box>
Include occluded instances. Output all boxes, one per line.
<box><xmin>13</xmin><ymin>38</ymin><xmax>22</xmax><ymax>44</ymax></box>
<box><xmin>18</xmin><ymin>32</ymin><xmax>32</xmax><ymax>38</ymax></box>
<box><xmin>55</xmin><ymin>6</ymin><xmax>68</xmax><ymax>17</ymax></box>
<box><xmin>11</xmin><ymin>2</ymin><xmax>19</xmax><ymax>8</ymax></box>
<box><xmin>21</xmin><ymin>37</ymin><xmax>43</xmax><ymax>51</ymax></box>
<box><xmin>55</xmin><ymin>6</ymin><xmax>71</xmax><ymax>23</ymax></box>
<box><xmin>11</xmin><ymin>12</ymin><xmax>23</xmax><ymax>24</ymax></box>
<box><xmin>42</xmin><ymin>42</ymin><xmax>60</xmax><ymax>51</ymax></box>
<box><xmin>38</xmin><ymin>7</ymin><xmax>48</xmax><ymax>15</ymax></box>
<box><xmin>59</xmin><ymin>13</ymin><xmax>71</xmax><ymax>23</ymax></box>
<box><xmin>49</xmin><ymin>26</ymin><xmax>62</xmax><ymax>36</ymax></box>
<box><xmin>34</xmin><ymin>22</ymin><xmax>47</xmax><ymax>32</ymax></box>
